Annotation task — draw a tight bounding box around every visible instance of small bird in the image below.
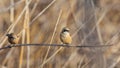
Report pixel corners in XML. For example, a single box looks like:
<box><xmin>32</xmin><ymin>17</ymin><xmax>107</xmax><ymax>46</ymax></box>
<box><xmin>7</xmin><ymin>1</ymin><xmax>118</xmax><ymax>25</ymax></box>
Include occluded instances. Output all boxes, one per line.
<box><xmin>60</xmin><ymin>27</ymin><xmax>72</xmax><ymax>44</ymax></box>
<box><xmin>6</xmin><ymin>33</ymin><xmax>19</xmax><ymax>44</ymax></box>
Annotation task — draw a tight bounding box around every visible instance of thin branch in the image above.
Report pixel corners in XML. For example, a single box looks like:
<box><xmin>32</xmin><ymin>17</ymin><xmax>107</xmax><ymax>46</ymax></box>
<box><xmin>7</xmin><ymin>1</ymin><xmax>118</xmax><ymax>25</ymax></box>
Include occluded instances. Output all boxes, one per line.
<box><xmin>0</xmin><ymin>43</ymin><xmax>114</xmax><ymax>50</ymax></box>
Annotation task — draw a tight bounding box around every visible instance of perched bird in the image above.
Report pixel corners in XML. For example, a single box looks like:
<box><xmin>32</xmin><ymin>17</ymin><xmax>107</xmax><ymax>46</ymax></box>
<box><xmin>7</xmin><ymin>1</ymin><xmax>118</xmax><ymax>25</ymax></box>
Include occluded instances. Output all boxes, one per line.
<box><xmin>6</xmin><ymin>33</ymin><xmax>19</xmax><ymax>44</ymax></box>
<box><xmin>60</xmin><ymin>27</ymin><xmax>72</xmax><ymax>44</ymax></box>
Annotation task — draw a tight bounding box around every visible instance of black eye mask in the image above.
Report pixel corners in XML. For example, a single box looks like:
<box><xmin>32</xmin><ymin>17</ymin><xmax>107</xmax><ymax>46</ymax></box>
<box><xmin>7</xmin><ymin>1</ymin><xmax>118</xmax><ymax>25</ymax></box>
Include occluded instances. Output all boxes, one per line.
<box><xmin>9</xmin><ymin>36</ymin><xmax>14</xmax><ymax>39</ymax></box>
<box><xmin>63</xmin><ymin>29</ymin><xmax>69</xmax><ymax>32</ymax></box>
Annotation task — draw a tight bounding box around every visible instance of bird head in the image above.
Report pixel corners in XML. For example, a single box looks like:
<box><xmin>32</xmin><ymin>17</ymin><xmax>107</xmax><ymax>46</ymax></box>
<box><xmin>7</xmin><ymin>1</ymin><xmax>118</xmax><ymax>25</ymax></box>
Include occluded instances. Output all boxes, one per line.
<box><xmin>62</xmin><ymin>27</ymin><xmax>70</xmax><ymax>32</ymax></box>
<box><xmin>6</xmin><ymin>33</ymin><xmax>14</xmax><ymax>38</ymax></box>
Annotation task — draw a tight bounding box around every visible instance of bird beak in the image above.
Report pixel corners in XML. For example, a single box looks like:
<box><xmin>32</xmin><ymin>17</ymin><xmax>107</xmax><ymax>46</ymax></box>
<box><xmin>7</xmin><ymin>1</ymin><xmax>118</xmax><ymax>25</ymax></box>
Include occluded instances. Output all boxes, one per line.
<box><xmin>6</xmin><ymin>34</ymin><xmax>9</xmax><ymax>36</ymax></box>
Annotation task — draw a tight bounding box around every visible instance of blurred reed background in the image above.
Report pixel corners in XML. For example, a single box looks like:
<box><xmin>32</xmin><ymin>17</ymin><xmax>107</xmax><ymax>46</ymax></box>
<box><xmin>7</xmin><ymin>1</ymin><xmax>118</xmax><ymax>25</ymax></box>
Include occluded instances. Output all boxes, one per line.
<box><xmin>0</xmin><ymin>0</ymin><xmax>120</xmax><ymax>68</ymax></box>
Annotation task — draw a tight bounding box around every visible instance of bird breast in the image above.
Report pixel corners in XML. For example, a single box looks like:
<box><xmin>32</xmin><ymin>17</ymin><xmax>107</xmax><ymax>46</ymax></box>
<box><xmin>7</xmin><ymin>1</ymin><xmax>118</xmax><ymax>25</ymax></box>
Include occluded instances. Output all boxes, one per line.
<box><xmin>8</xmin><ymin>37</ymin><xmax>19</xmax><ymax>44</ymax></box>
<box><xmin>60</xmin><ymin>32</ymin><xmax>72</xmax><ymax>44</ymax></box>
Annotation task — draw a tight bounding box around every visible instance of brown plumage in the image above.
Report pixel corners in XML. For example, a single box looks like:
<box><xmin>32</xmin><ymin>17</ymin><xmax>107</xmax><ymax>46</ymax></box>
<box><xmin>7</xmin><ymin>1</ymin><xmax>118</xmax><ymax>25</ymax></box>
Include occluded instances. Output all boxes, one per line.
<box><xmin>60</xmin><ymin>27</ymin><xmax>72</xmax><ymax>44</ymax></box>
<box><xmin>6</xmin><ymin>33</ymin><xmax>19</xmax><ymax>44</ymax></box>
